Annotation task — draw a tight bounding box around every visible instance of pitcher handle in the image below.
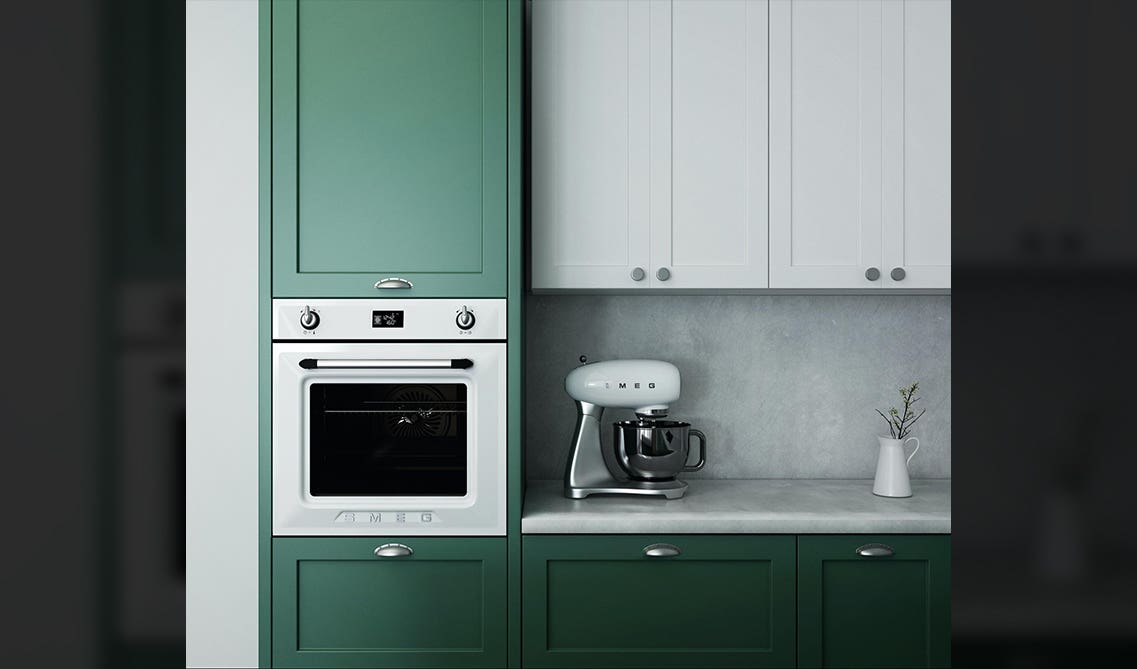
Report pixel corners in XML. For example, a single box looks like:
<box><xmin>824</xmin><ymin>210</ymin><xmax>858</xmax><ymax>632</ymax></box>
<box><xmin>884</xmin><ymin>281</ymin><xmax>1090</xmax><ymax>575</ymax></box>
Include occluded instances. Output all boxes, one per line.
<box><xmin>684</xmin><ymin>429</ymin><xmax>707</xmax><ymax>472</ymax></box>
<box><xmin>904</xmin><ymin>437</ymin><xmax>920</xmax><ymax>466</ymax></box>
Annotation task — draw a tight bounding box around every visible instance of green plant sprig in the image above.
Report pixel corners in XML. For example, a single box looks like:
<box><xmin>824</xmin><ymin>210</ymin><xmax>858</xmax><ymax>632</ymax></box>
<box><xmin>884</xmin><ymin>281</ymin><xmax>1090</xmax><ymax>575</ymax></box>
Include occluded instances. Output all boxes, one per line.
<box><xmin>876</xmin><ymin>382</ymin><xmax>926</xmax><ymax>439</ymax></box>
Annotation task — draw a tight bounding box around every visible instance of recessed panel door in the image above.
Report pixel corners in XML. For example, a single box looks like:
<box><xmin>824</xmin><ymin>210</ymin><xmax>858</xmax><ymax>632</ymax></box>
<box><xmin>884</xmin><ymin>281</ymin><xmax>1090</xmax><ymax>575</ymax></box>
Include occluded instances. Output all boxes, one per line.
<box><xmin>769</xmin><ymin>0</ymin><xmax>885</xmax><ymax>288</ymax></box>
<box><xmin>650</xmin><ymin>0</ymin><xmax>770</xmax><ymax>289</ymax></box>
<box><xmin>797</xmin><ymin>535</ymin><xmax>951</xmax><ymax>668</ymax></box>
<box><xmin>271</xmin><ymin>0</ymin><xmax>507</xmax><ymax>297</ymax></box>
<box><xmin>530</xmin><ymin>0</ymin><xmax>652</xmax><ymax>290</ymax></box>
<box><xmin>272</xmin><ymin>537</ymin><xmax>507</xmax><ymax>668</ymax></box>
<box><xmin>882</xmin><ymin>0</ymin><xmax>951</xmax><ymax>289</ymax></box>
<box><xmin>523</xmin><ymin>534</ymin><xmax>796</xmax><ymax>668</ymax></box>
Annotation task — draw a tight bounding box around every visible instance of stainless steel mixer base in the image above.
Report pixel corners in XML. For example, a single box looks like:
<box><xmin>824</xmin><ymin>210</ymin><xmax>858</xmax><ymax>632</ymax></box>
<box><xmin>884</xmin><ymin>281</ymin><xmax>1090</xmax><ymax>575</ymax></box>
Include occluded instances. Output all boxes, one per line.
<box><xmin>566</xmin><ymin>478</ymin><xmax>688</xmax><ymax>499</ymax></box>
<box><xmin>564</xmin><ymin>400</ymin><xmax>691</xmax><ymax>500</ymax></box>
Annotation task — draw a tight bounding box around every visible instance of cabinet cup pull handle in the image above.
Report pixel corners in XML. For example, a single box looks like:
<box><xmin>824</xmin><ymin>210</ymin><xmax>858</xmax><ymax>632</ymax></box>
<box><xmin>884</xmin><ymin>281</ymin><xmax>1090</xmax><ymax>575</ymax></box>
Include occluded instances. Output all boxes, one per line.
<box><xmin>865</xmin><ymin>267</ymin><xmax>881</xmax><ymax>281</ymax></box>
<box><xmin>375</xmin><ymin>277</ymin><xmax>414</xmax><ymax>289</ymax></box>
<box><xmin>855</xmin><ymin>543</ymin><xmax>894</xmax><ymax>558</ymax></box>
<box><xmin>374</xmin><ymin>543</ymin><xmax>414</xmax><ymax>558</ymax></box>
<box><xmin>643</xmin><ymin>543</ymin><xmax>681</xmax><ymax>558</ymax></box>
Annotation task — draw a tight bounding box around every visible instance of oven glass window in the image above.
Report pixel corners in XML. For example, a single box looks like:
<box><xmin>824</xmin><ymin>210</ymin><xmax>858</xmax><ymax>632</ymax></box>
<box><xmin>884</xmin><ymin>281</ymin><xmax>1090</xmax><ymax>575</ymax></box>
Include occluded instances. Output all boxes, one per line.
<box><xmin>309</xmin><ymin>383</ymin><xmax>467</xmax><ymax>496</ymax></box>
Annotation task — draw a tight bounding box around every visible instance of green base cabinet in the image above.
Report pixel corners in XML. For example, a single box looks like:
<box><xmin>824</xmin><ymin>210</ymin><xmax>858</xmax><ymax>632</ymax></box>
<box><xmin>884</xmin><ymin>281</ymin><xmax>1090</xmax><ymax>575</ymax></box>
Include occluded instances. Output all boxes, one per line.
<box><xmin>270</xmin><ymin>0</ymin><xmax>508</xmax><ymax>298</ymax></box>
<box><xmin>797</xmin><ymin>535</ymin><xmax>951</xmax><ymax>669</ymax></box>
<box><xmin>271</xmin><ymin>537</ymin><xmax>506</xmax><ymax>668</ymax></box>
<box><xmin>523</xmin><ymin>535</ymin><xmax>796</xmax><ymax>668</ymax></box>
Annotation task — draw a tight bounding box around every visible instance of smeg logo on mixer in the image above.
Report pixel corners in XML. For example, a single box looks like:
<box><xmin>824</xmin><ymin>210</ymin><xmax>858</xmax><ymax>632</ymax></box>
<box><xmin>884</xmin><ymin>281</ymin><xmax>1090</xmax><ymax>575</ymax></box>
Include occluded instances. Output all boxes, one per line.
<box><xmin>605</xmin><ymin>381</ymin><xmax>657</xmax><ymax>389</ymax></box>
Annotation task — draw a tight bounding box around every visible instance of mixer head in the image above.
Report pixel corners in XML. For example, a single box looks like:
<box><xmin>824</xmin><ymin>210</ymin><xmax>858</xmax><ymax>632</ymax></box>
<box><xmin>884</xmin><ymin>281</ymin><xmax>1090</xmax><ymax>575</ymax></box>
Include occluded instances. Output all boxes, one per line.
<box><xmin>565</xmin><ymin>359</ymin><xmax>681</xmax><ymax>415</ymax></box>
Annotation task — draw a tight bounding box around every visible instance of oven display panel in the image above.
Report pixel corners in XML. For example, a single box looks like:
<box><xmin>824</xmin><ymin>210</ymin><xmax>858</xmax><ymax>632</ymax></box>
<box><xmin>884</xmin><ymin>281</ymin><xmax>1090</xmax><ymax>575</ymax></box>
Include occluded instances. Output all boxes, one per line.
<box><xmin>371</xmin><ymin>310</ymin><xmax>405</xmax><ymax>328</ymax></box>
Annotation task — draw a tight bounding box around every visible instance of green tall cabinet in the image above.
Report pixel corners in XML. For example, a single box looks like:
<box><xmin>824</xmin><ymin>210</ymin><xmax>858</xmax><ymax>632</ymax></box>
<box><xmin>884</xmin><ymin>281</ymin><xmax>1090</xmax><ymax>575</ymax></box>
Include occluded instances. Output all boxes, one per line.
<box><xmin>260</xmin><ymin>0</ymin><xmax>521</xmax><ymax>666</ymax></box>
<box><xmin>270</xmin><ymin>0</ymin><xmax>508</xmax><ymax>298</ymax></box>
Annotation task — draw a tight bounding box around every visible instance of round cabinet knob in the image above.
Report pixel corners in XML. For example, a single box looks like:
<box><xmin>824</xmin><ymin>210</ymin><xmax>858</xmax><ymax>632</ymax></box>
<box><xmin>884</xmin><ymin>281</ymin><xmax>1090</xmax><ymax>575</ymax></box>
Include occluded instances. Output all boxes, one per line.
<box><xmin>630</xmin><ymin>267</ymin><xmax>646</xmax><ymax>282</ymax></box>
<box><xmin>656</xmin><ymin>267</ymin><xmax>671</xmax><ymax>282</ymax></box>
<box><xmin>890</xmin><ymin>267</ymin><xmax>906</xmax><ymax>281</ymax></box>
<box><xmin>300</xmin><ymin>305</ymin><xmax>320</xmax><ymax>330</ymax></box>
<box><xmin>456</xmin><ymin>306</ymin><xmax>476</xmax><ymax>330</ymax></box>
<box><xmin>865</xmin><ymin>267</ymin><xmax>881</xmax><ymax>281</ymax></box>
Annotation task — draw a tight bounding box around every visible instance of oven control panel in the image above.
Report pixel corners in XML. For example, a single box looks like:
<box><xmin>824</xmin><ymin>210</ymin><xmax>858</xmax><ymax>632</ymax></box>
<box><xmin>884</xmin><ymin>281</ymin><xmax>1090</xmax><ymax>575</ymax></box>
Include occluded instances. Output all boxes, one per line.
<box><xmin>272</xmin><ymin>299</ymin><xmax>506</xmax><ymax>340</ymax></box>
<box><xmin>334</xmin><ymin>511</ymin><xmax>439</xmax><ymax>526</ymax></box>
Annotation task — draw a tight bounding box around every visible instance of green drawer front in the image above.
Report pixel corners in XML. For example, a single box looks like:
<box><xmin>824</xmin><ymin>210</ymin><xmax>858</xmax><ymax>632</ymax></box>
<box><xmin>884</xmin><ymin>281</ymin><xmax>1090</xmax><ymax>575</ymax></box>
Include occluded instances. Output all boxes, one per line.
<box><xmin>523</xmin><ymin>535</ymin><xmax>796</xmax><ymax>668</ymax></box>
<box><xmin>797</xmin><ymin>535</ymin><xmax>951</xmax><ymax>669</ymax></box>
<box><xmin>272</xmin><ymin>537</ymin><xmax>506</xmax><ymax>668</ymax></box>
<box><xmin>271</xmin><ymin>0</ymin><xmax>508</xmax><ymax>298</ymax></box>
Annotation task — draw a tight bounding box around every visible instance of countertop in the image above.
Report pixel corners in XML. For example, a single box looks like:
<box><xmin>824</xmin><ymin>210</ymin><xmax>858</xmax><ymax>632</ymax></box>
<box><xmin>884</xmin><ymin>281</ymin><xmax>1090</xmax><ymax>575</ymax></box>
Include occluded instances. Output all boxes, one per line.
<box><xmin>522</xmin><ymin>479</ymin><xmax>951</xmax><ymax>534</ymax></box>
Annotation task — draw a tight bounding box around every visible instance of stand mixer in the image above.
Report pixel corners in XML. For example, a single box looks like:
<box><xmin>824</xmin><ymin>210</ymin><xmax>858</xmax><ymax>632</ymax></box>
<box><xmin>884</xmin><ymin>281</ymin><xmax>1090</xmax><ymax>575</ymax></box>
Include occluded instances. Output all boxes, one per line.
<box><xmin>563</xmin><ymin>359</ymin><xmax>706</xmax><ymax>499</ymax></box>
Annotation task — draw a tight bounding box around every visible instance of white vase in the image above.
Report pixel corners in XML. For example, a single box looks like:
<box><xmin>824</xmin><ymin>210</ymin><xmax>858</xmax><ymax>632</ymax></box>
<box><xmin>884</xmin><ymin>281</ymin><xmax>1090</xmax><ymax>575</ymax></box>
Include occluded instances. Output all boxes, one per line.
<box><xmin>872</xmin><ymin>435</ymin><xmax>920</xmax><ymax>498</ymax></box>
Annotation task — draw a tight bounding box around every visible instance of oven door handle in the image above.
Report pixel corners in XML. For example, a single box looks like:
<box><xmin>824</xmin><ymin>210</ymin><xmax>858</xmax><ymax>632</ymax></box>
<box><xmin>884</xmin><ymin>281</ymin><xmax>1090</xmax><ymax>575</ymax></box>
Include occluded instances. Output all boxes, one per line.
<box><xmin>299</xmin><ymin>358</ymin><xmax>473</xmax><ymax>370</ymax></box>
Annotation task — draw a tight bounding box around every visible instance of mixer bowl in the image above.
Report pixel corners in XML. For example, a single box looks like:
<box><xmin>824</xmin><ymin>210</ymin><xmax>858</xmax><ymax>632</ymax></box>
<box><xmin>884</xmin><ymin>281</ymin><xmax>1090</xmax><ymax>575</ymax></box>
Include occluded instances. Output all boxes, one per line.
<box><xmin>612</xmin><ymin>420</ymin><xmax>707</xmax><ymax>481</ymax></box>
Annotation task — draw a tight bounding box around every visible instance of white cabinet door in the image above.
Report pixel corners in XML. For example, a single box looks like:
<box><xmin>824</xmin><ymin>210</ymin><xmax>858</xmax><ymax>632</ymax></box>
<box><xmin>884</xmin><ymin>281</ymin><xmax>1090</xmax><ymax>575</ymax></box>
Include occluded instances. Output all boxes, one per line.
<box><xmin>883</xmin><ymin>0</ymin><xmax>951</xmax><ymax>288</ymax></box>
<box><xmin>648</xmin><ymin>0</ymin><xmax>769</xmax><ymax>289</ymax></box>
<box><xmin>769</xmin><ymin>0</ymin><xmax>885</xmax><ymax>288</ymax></box>
<box><xmin>531</xmin><ymin>0</ymin><xmax>653</xmax><ymax>290</ymax></box>
<box><xmin>535</xmin><ymin>0</ymin><xmax>949</xmax><ymax>292</ymax></box>
<box><xmin>770</xmin><ymin>0</ymin><xmax>951</xmax><ymax>290</ymax></box>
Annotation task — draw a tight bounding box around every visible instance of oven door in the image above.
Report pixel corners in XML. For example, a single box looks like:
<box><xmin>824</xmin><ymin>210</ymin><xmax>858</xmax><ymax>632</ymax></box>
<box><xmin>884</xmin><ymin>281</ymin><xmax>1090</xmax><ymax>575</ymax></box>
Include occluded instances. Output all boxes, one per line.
<box><xmin>273</xmin><ymin>342</ymin><xmax>505</xmax><ymax>535</ymax></box>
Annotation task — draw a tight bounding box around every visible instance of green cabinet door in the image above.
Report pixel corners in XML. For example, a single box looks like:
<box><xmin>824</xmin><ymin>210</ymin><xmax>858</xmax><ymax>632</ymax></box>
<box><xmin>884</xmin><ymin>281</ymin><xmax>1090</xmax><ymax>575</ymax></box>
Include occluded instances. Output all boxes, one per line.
<box><xmin>797</xmin><ymin>535</ymin><xmax>951</xmax><ymax>669</ymax></box>
<box><xmin>270</xmin><ymin>0</ymin><xmax>508</xmax><ymax>298</ymax></box>
<box><xmin>271</xmin><ymin>537</ymin><xmax>506</xmax><ymax>668</ymax></box>
<box><xmin>523</xmin><ymin>535</ymin><xmax>796</xmax><ymax>668</ymax></box>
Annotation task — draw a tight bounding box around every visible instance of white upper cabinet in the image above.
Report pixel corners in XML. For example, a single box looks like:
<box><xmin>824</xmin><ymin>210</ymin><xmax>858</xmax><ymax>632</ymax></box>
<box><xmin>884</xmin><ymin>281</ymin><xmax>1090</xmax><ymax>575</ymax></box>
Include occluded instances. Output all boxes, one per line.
<box><xmin>886</xmin><ymin>0</ymin><xmax>951</xmax><ymax>288</ymax></box>
<box><xmin>650</xmin><ymin>0</ymin><xmax>770</xmax><ymax>289</ymax></box>
<box><xmin>769</xmin><ymin>0</ymin><xmax>951</xmax><ymax>289</ymax></box>
<box><xmin>531</xmin><ymin>0</ymin><xmax>769</xmax><ymax>290</ymax></box>
<box><xmin>530</xmin><ymin>0</ymin><xmax>652</xmax><ymax>290</ymax></box>
<box><xmin>532</xmin><ymin>0</ymin><xmax>950</xmax><ymax>291</ymax></box>
<box><xmin>769</xmin><ymin>0</ymin><xmax>884</xmax><ymax>289</ymax></box>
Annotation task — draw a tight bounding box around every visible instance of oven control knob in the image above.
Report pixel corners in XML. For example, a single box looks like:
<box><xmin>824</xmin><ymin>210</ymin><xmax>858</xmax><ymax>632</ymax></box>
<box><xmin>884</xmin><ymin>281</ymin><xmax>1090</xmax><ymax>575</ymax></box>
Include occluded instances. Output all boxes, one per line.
<box><xmin>456</xmin><ymin>306</ymin><xmax>476</xmax><ymax>330</ymax></box>
<box><xmin>300</xmin><ymin>305</ymin><xmax>320</xmax><ymax>330</ymax></box>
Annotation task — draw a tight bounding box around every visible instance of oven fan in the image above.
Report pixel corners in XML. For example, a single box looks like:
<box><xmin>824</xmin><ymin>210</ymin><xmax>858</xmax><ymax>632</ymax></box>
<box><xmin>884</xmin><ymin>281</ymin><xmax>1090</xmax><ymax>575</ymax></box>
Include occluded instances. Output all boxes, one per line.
<box><xmin>384</xmin><ymin>385</ymin><xmax>451</xmax><ymax>438</ymax></box>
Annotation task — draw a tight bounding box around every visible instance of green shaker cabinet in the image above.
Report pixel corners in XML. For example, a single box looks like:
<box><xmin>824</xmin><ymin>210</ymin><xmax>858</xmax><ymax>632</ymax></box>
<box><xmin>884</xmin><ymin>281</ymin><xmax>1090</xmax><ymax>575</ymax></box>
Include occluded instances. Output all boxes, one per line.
<box><xmin>523</xmin><ymin>535</ymin><xmax>796</xmax><ymax>668</ymax></box>
<box><xmin>797</xmin><ymin>535</ymin><xmax>951</xmax><ymax>669</ymax></box>
<box><xmin>270</xmin><ymin>0</ymin><xmax>508</xmax><ymax>298</ymax></box>
<box><xmin>271</xmin><ymin>537</ymin><xmax>507</xmax><ymax>668</ymax></box>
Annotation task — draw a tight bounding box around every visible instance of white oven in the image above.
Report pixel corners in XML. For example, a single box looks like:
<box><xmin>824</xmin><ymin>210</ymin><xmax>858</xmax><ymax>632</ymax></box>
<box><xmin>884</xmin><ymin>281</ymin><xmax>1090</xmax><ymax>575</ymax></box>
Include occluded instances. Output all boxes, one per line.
<box><xmin>272</xmin><ymin>299</ymin><xmax>506</xmax><ymax>536</ymax></box>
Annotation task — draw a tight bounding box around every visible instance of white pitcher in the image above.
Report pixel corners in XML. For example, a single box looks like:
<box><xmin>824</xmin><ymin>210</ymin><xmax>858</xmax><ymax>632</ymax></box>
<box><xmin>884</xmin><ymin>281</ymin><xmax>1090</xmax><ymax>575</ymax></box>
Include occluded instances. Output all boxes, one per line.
<box><xmin>872</xmin><ymin>436</ymin><xmax>920</xmax><ymax>498</ymax></box>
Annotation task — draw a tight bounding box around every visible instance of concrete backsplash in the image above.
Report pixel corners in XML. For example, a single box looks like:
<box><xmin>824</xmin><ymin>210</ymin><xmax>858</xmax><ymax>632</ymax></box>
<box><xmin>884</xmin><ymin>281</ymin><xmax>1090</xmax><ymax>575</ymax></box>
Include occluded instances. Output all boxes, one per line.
<box><xmin>525</xmin><ymin>295</ymin><xmax>951</xmax><ymax>480</ymax></box>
